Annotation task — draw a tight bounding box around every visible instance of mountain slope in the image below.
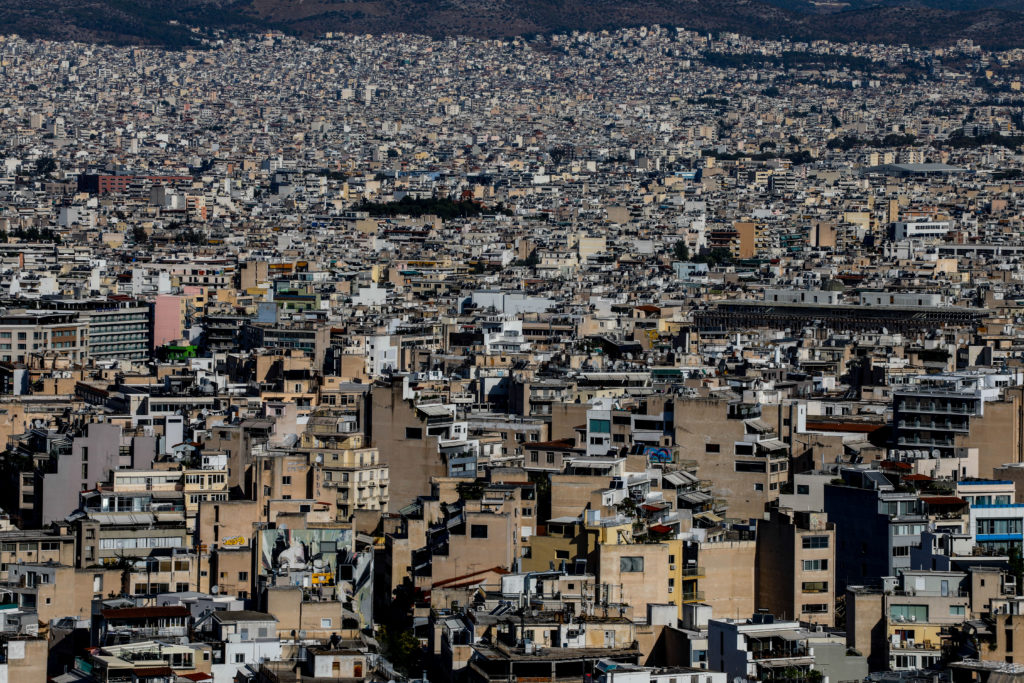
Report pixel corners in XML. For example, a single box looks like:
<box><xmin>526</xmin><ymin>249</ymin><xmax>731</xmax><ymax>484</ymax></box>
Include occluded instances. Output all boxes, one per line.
<box><xmin>3</xmin><ymin>0</ymin><xmax>1024</xmax><ymax>49</ymax></box>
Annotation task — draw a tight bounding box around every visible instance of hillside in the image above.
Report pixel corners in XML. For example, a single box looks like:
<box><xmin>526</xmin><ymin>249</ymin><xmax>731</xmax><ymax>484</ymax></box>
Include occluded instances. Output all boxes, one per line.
<box><xmin>3</xmin><ymin>0</ymin><xmax>1024</xmax><ymax>49</ymax></box>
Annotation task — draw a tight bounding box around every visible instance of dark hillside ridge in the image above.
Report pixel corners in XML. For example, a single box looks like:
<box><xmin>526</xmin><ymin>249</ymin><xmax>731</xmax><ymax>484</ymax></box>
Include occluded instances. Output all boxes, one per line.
<box><xmin>4</xmin><ymin>0</ymin><xmax>1024</xmax><ymax>49</ymax></box>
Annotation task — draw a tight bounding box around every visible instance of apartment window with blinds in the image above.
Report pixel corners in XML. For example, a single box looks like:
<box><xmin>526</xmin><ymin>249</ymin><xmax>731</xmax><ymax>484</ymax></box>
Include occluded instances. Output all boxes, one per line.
<box><xmin>620</xmin><ymin>556</ymin><xmax>644</xmax><ymax>573</ymax></box>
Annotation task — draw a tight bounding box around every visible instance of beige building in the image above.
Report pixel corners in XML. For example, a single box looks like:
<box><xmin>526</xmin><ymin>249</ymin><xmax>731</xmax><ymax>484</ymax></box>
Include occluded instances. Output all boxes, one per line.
<box><xmin>0</xmin><ymin>311</ymin><xmax>88</xmax><ymax>364</ymax></box>
<box><xmin>296</xmin><ymin>413</ymin><xmax>389</xmax><ymax>520</ymax></box>
<box><xmin>692</xmin><ymin>538</ymin><xmax>757</xmax><ymax>620</ymax></box>
<box><xmin>672</xmin><ymin>397</ymin><xmax>789</xmax><ymax>520</ymax></box>
<box><xmin>755</xmin><ymin>508</ymin><xmax>837</xmax><ymax>626</ymax></box>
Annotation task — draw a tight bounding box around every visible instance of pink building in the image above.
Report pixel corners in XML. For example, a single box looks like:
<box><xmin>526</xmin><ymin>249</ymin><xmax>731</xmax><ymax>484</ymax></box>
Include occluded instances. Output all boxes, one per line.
<box><xmin>152</xmin><ymin>294</ymin><xmax>184</xmax><ymax>347</ymax></box>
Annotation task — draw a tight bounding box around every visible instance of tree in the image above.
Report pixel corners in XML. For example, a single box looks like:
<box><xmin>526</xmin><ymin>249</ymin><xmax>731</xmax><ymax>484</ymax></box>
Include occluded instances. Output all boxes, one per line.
<box><xmin>34</xmin><ymin>157</ymin><xmax>57</xmax><ymax>176</ymax></box>
<box><xmin>176</xmin><ymin>229</ymin><xmax>206</xmax><ymax>245</ymax></box>
<box><xmin>132</xmin><ymin>226</ymin><xmax>149</xmax><ymax>243</ymax></box>
<box><xmin>672</xmin><ymin>241</ymin><xmax>690</xmax><ymax>262</ymax></box>
<box><xmin>377</xmin><ymin>624</ymin><xmax>421</xmax><ymax>673</ymax></box>
<box><xmin>1010</xmin><ymin>546</ymin><xmax>1024</xmax><ymax>590</ymax></box>
<box><xmin>693</xmin><ymin>247</ymin><xmax>733</xmax><ymax>267</ymax></box>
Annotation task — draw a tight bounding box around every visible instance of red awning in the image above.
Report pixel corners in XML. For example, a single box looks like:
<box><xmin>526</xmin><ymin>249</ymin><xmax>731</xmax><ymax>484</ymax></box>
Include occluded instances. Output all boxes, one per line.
<box><xmin>921</xmin><ymin>496</ymin><xmax>966</xmax><ymax>506</ymax></box>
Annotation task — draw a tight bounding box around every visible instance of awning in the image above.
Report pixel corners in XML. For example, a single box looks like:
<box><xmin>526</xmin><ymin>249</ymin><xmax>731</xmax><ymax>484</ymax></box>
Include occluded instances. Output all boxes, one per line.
<box><xmin>922</xmin><ymin>496</ymin><xmax>966</xmax><ymax>506</ymax></box>
<box><xmin>417</xmin><ymin>404</ymin><xmax>453</xmax><ymax>417</ymax></box>
<box><xmin>745</xmin><ymin>418</ymin><xmax>774</xmax><ymax>434</ymax></box>
<box><xmin>756</xmin><ymin>438</ymin><xmax>788</xmax><ymax>452</ymax></box>
<box><xmin>679</xmin><ymin>491</ymin><xmax>712</xmax><ymax>504</ymax></box>
<box><xmin>695</xmin><ymin>511</ymin><xmax>723</xmax><ymax>523</ymax></box>
<box><xmin>666</xmin><ymin>471</ymin><xmax>698</xmax><ymax>485</ymax></box>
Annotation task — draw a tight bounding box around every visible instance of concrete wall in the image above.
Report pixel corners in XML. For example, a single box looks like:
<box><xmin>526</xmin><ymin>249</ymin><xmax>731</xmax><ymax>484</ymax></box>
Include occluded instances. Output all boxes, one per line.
<box><xmin>42</xmin><ymin>423</ymin><xmax>124</xmax><ymax>525</ymax></box>
<box><xmin>369</xmin><ymin>384</ymin><xmax>445</xmax><ymax>510</ymax></box>
<box><xmin>596</xmin><ymin>543</ymin><xmax>672</xmax><ymax>622</ymax></box>
<box><xmin>699</xmin><ymin>540</ymin><xmax>756</xmax><ymax>620</ymax></box>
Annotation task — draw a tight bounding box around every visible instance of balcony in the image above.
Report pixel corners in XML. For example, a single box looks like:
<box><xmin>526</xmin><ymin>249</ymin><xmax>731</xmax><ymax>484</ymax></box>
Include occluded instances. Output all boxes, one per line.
<box><xmin>895</xmin><ymin>436</ymin><xmax>954</xmax><ymax>448</ymax></box>
<box><xmin>752</xmin><ymin>647</ymin><xmax>810</xmax><ymax>661</ymax></box>
<box><xmin>897</xmin><ymin>420</ymin><xmax>969</xmax><ymax>432</ymax></box>
<box><xmin>898</xmin><ymin>402</ymin><xmax>974</xmax><ymax>416</ymax></box>
<box><xmin>680</xmin><ymin>566</ymin><xmax>705</xmax><ymax>577</ymax></box>
<box><xmin>889</xmin><ymin>640</ymin><xmax>941</xmax><ymax>652</ymax></box>
<box><xmin>681</xmin><ymin>591</ymin><xmax>705</xmax><ymax>602</ymax></box>
<box><xmin>106</xmin><ymin>626</ymin><xmax>189</xmax><ymax>640</ymax></box>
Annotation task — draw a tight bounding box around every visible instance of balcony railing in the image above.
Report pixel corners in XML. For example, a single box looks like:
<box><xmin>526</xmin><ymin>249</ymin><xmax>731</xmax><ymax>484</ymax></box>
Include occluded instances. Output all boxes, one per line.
<box><xmin>752</xmin><ymin>647</ymin><xmax>809</xmax><ymax>660</ymax></box>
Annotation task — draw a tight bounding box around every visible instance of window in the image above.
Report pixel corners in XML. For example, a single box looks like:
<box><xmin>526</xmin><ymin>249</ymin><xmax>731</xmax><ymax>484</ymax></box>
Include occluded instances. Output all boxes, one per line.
<box><xmin>797</xmin><ymin>485</ymin><xmax>810</xmax><ymax>495</ymax></box>
<box><xmin>892</xmin><ymin>546</ymin><xmax>910</xmax><ymax>557</ymax></box>
<box><xmin>802</xmin><ymin>559</ymin><xmax>828</xmax><ymax>571</ymax></box>
<box><xmin>802</xmin><ymin>581</ymin><xmax>828</xmax><ymax>593</ymax></box>
<box><xmin>734</xmin><ymin>443</ymin><xmax>754</xmax><ymax>456</ymax></box>
<box><xmin>802</xmin><ymin>604</ymin><xmax>828</xmax><ymax>613</ymax></box>
<box><xmin>735</xmin><ymin>461</ymin><xmax>766</xmax><ymax>473</ymax></box>
<box><xmin>589</xmin><ymin>419</ymin><xmax>610</xmax><ymax>433</ymax></box>
<box><xmin>976</xmin><ymin>519</ymin><xmax>1023</xmax><ymax>535</ymax></box>
<box><xmin>282</xmin><ymin>476</ymin><xmax>292</xmax><ymax>485</ymax></box>
<box><xmin>802</xmin><ymin>536</ymin><xmax>829</xmax><ymax>549</ymax></box>
<box><xmin>321</xmin><ymin>618</ymin><xmax>333</xmax><ymax>628</ymax></box>
<box><xmin>470</xmin><ymin>524</ymin><xmax>488</xmax><ymax>539</ymax></box>
<box><xmin>238</xmin><ymin>572</ymin><xmax>248</xmax><ymax>581</ymax></box>
<box><xmin>890</xmin><ymin>604</ymin><xmax>928</xmax><ymax>621</ymax></box>
<box><xmin>620</xmin><ymin>556</ymin><xmax>644</xmax><ymax>573</ymax></box>
<box><xmin>754</xmin><ymin>483</ymin><xmax>764</xmax><ymax>491</ymax></box>
<box><xmin>405</xmin><ymin>427</ymin><xmax>422</xmax><ymax>439</ymax></box>
<box><xmin>705</xmin><ymin>443</ymin><xmax>720</xmax><ymax>454</ymax></box>
<box><xmin>950</xmin><ymin>605</ymin><xmax>965</xmax><ymax>616</ymax></box>
<box><xmin>235</xmin><ymin>654</ymin><xmax>245</xmax><ymax>664</ymax></box>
